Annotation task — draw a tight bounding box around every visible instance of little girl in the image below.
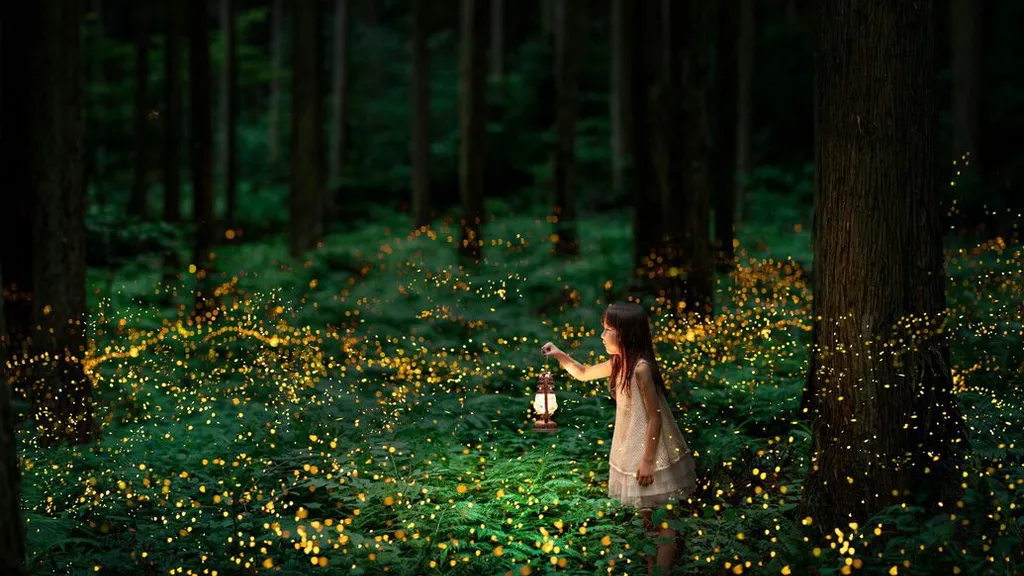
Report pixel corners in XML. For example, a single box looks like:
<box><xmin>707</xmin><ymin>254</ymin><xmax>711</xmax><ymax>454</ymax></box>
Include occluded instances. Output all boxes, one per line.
<box><xmin>541</xmin><ymin>301</ymin><xmax>697</xmax><ymax>575</ymax></box>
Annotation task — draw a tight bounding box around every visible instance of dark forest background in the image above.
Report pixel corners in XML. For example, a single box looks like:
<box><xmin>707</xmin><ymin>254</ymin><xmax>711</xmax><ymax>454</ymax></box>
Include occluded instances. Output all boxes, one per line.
<box><xmin>1</xmin><ymin>0</ymin><xmax>1023</xmax><ymax>575</ymax></box>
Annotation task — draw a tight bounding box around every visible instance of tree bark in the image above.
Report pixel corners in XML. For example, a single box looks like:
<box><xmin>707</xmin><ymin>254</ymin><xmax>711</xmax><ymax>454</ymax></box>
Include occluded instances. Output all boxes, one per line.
<box><xmin>164</xmin><ymin>0</ymin><xmax>183</xmax><ymax>223</ymax></box>
<box><xmin>490</xmin><ymin>0</ymin><xmax>504</xmax><ymax>83</ymax></box>
<box><xmin>290</xmin><ymin>0</ymin><xmax>325</xmax><ymax>257</ymax></box>
<box><xmin>552</xmin><ymin>0</ymin><xmax>583</xmax><ymax>256</ymax></box>
<box><xmin>129</xmin><ymin>4</ymin><xmax>150</xmax><ymax>219</ymax></box>
<box><xmin>735</xmin><ymin>0</ymin><xmax>754</xmax><ymax>222</ymax></box>
<box><xmin>609</xmin><ymin>0</ymin><xmax>631</xmax><ymax>196</ymax></box>
<box><xmin>189</xmin><ymin>0</ymin><xmax>216</xmax><ymax>305</ymax></box>
<box><xmin>0</xmin><ymin>253</ymin><xmax>27</xmax><ymax>576</ymax></box>
<box><xmin>0</xmin><ymin>8</ymin><xmax>34</xmax><ymax>370</ymax></box>
<box><xmin>411</xmin><ymin>0</ymin><xmax>432</xmax><ymax>229</ymax></box>
<box><xmin>713</xmin><ymin>0</ymin><xmax>738</xmax><ymax>271</ymax></box>
<box><xmin>221</xmin><ymin>0</ymin><xmax>238</xmax><ymax>229</ymax></box>
<box><xmin>949</xmin><ymin>0</ymin><xmax>982</xmax><ymax>187</ymax></box>
<box><xmin>268</xmin><ymin>0</ymin><xmax>283</xmax><ymax>166</ymax></box>
<box><xmin>0</xmin><ymin>46</ymin><xmax>29</xmax><ymax>562</ymax></box>
<box><xmin>628</xmin><ymin>0</ymin><xmax>660</xmax><ymax>290</ymax></box>
<box><xmin>660</xmin><ymin>0</ymin><xmax>714</xmax><ymax>316</ymax></box>
<box><xmin>801</xmin><ymin>0</ymin><xmax>968</xmax><ymax>529</ymax></box>
<box><xmin>458</xmin><ymin>0</ymin><xmax>488</xmax><ymax>262</ymax></box>
<box><xmin>328</xmin><ymin>0</ymin><xmax>350</xmax><ymax>212</ymax></box>
<box><xmin>27</xmin><ymin>0</ymin><xmax>97</xmax><ymax>446</ymax></box>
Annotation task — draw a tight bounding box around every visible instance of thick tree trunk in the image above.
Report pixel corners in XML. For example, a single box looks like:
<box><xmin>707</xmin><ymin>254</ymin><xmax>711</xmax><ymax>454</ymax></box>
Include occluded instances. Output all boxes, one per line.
<box><xmin>129</xmin><ymin>5</ymin><xmax>150</xmax><ymax>219</ymax></box>
<box><xmin>735</xmin><ymin>0</ymin><xmax>754</xmax><ymax>222</ymax></box>
<box><xmin>328</xmin><ymin>0</ymin><xmax>350</xmax><ymax>212</ymax></box>
<box><xmin>713</xmin><ymin>0</ymin><xmax>738</xmax><ymax>271</ymax></box>
<box><xmin>411</xmin><ymin>0</ymin><xmax>431</xmax><ymax>229</ymax></box>
<box><xmin>0</xmin><ymin>43</ymin><xmax>29</xmax><ymax>561</ymax></box>
<box><xmin>222</xmin><ymin>0</ymin><xmax>238</xmax><ymax>229</ymax></box>
<box><xmin>802</xmin><ymin>0</ymin><xmax>968</xmax><ymax>529</ymax></box>
<box><xmin>661</xmin><ymin>0</ymin><xmax>714</xmax><ymax>316</ymax></box>
<box><xmin>0</xmin><ymin>10</ymin><xmax>34</xmax><ymax>369</ymax></box>
<box><xmin>0</xmin><ymin>255</ymin><xmax>27</xmax><ymax>575</ymax></box>
<box><xmin>949</xmin><ymin>0</ymin><xmax>982</xmax><ymax>190</ymax></box>
<box><xmin>609</xmin><ymin>0</ymin><xmax>631</xmax><ymax>196</ymax></box>
<box><xmin>458</xmin><ymin>0</ymin><xmax>488</xmax><ymax>262</ymax></box>
<box><xmin>27</xmin><ymin>0</ymin><xmax>96</xmax><ymax>446</ymax></box>
<box><xmin>189</xmin><ymin>0</ymin><xmax>216</xmax><ymax>304</ymax></box>
<box><xmin>164</xmin><ymin>0</ymin><xmax>183</xmax><ymax>223</ymax></box>
<box><xmin>628</xmin><ymin>0</ymin><xmax>660</xmax><ymax>289</ymax></box>
<box><xmin>268</xmin><ymin>0</ymin><xmax>283</xmax><ymax>166</ymax></box>
<box><xmin>290</xmin><ymin>0</ymin><xmax>325</xmax><ymax>257</ymax></box>
<box><xmin>552</xmin><ymin>0</ymin><xmax>583</xmax><ymax>256</ymax></box>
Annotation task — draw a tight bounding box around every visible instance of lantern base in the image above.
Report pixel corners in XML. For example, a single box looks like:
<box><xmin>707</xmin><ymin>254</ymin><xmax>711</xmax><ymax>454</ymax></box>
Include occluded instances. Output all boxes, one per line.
<box><xmin>532</xmin><ymin>418</ymin><xmax>558</xmax><ymax>433</ymax></box>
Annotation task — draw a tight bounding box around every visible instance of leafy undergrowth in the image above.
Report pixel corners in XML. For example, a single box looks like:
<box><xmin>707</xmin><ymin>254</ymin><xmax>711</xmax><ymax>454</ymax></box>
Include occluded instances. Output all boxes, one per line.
<box><xmin>15</xmin><ymin>198</ymin><xmax>1024</xmax><ymax>575</ymax></box>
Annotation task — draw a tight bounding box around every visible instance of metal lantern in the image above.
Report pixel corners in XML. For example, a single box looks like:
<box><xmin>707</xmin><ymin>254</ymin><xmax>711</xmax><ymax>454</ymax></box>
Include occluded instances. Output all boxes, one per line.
<box><xmin>532</xmin><ymin>370</ymin><xmax>558</xmax><ymax>433</ymax></box>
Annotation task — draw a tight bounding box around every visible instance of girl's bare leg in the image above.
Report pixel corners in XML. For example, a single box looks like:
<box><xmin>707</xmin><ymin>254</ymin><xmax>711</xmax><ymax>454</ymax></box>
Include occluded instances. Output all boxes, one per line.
<box><xmin>640</xmin><ymin>507</ymin><xmax>679</xmax><ymax>575</ymax></box>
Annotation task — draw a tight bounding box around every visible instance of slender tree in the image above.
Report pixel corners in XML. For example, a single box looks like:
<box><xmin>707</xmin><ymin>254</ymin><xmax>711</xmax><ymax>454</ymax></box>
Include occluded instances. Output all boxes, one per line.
<box><xmin>129</xmin><ymin>4</ymin><xmax>151</xmax><ymax>219</ymax></box>
<box><xmin>712</xmin><ymin>0</ymin><xmax>739</xmax><ymax>270</ymax></box>
<box><xmin>458</xmin><ymin>0</ymin><xmax>488</xmax><ymax>262</ymax></box>
<box><xmin>735</xmin><ymin>0</ymin><xmax>755</xmax><ymax>222</ymax></box>
<box><xmin>189</xmin><ymin>0</ymin><xmax>216</xmax><ymax>308</ymax></box>
<box><xmin>268</xmin><ymin>0</ymin><xmax>284</xmax><ymax>165</ymax></box>
<box><xmin>290</xmin><ymin>0</ymin><xmax>325</xmax><ymax>256</ymax></box>
<box><xmin>27</xmin><ymin>0</ymin><xmax>96</xmax><ymax>446</ymax></box>
<box><xmin>411</xmin><ymin>0</ymin><xmax>431</xmax><ymax>228</ymax></box>
<box><xmin>552</xmin><ymin>0</ymin><xmax>583</xmax><ymax>256</ymax></box>
<box><xmin>490</xmin><ymin>0</ymin><xmax>504</xmax><ymax>83</ymax></box>
<box><xmin>801</xmin><ymin>0</ymin><xmax>968</xmax><ymax>528</ymax></box>
<box><xmin>328</xmin><ymin>0</ymin><xmax>351</xmax><ymax>216</ymax></box>
<box><xmin>164</xmin><ymin>0</ymin><xmax>183</xmax><ymax>223</ymax></box>
<box><xmin>609</xmin><ymin>0</ymin><xmax>631</xmax><ymax>196</ymax></box>
<box><xmin>221</xmin><ymin>0</ymin><xmax>238</xmax><ymax>229</ymax></box>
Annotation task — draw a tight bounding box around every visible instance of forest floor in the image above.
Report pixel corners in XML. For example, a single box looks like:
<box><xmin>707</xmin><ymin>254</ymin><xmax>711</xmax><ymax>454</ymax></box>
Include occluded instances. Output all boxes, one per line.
<box><xmin>16</xmin><ymin>190</ymin><xmax>1024</xmax><ymax>575</ymax></box>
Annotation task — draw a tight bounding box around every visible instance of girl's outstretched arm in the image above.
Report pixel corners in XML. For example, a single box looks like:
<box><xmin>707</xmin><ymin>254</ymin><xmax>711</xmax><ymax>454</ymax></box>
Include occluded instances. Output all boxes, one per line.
<box><xmin>541</xmin><ymin>343</ymin><xmax>612</xmax><ymax>381</ymax></box>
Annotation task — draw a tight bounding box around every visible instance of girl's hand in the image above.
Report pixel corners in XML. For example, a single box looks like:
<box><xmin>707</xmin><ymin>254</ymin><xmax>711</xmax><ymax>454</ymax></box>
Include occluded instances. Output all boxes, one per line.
<box><xmin>540</xmin><ymin>342</ymin><xmax>563</xmax><ymax>358</ymax></box>
<box><xmin>636</xmin><ymin>458</ymin><xmax>655</xmax><ymax>487</ymax></box>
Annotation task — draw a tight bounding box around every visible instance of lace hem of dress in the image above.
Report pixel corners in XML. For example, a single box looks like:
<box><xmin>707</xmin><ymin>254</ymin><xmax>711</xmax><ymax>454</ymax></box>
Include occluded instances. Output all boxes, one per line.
<box><xmin>607</xmin><ymin>454</ymin><xmax>697</xmax><ymax>509</ymax></box>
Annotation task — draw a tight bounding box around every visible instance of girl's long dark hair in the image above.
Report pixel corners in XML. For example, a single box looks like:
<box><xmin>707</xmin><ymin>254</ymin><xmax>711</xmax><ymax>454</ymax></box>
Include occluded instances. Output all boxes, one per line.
<box><xmin>603</xmin><ymin>302</ymin><xmax>666</xmax><ymax>399</ymax></box>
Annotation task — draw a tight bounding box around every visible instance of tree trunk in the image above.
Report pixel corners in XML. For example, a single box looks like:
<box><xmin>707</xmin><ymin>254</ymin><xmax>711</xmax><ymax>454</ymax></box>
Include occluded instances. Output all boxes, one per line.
<box><xmin>129</xmin><ymin>4</ymin><xmax>150</xmax><ymax>219</ymax></box>
<box><xmin>949</xmin><ymin>0</ymin><xmax>982</xmax><ymax>189</ymax></box>
<box><xmin>801</xmin><ymin>0</ymin><xmax>968</xmax><ymax>529</ymax></box>
<box><xmin>713</xmin><ymin>0</ymin><xmax>738</xmax><ymax>271</ymax></box>
<box><xmin>411</xmin><ymin>0</ymin><xmax>431</xmax><ymax>229</ymax></box>
<box><xmin>27</xmin><ymin>0</ymin><xmax>96</xmax><ymax>446</ymax></box>
<box><xmin>328</xmin><ymin>0</ymin><xmax>350</xmax><ymax>217</ymax></box>
<box><xmin>0</xmin><ymin>10</ymin><xmax>34</xmax><ymax>370</ymax></box>
<box><xmin>490</xmin><ymin>0</ymin><xmax>504</xmax><ymax>83</ymax></box>
<box><xmin>552</xmin><ymin>0</ymin><xmax>582</xmax><ymax>256</ymax></box>
<box><xmin>89</xmin><ymin>0</ymin><xmax>107</xmax><ymax>204</ymax></box>
<box><xmin>164</xmin><ymin>0</ymin><xmax>182</xmax><ymax>223</ymax></box>
<box><xmin>458</xmin><ymin>0</ymin><xmax>488</xmax><ymax>262</ymax></box>
<box><xmin>221</xmin><ymin>0</ymin><xmax>238</xmax><ymax>229</ymax></box>
<box><xmin>735</xmin><ymin>0</ymin><xmax>754</xmax><ymax>222</ymax></box>
<box><xmin>268</xmin><ymin>0</ymin><xmax>283</xmax><ymax>166</ymax></box>
<box><xmin>0</xmin><ymin>255</ymin><xmax>27</xmax><ymax>576</ymax></box>
<box><xmin>290</xmin><ymin>0</ymin><xmax>324</xmax><ymax>257</ymax></box>
<box><xmin>628</xmin><ymin>0</ymin><xmax>660</xmax><ymax>289</ymax></box>
<box><xmin>609</xmin><ymin>0</ymin><xmax>631</xmax><ymax>196</ymax></box>
<box><xmin>0</xmin><ymin>23</ymin><xmax>29</xmax><ymax>559</ymax></box>
<box><xmin>189</xmin><ymin>0</ymin><xmax>216</xmax><ymax>304</ymax></box>
<box><xmin>659</xmin><ymin>0</ymin><xmax>714</xmax><ymax>316</ymax></box>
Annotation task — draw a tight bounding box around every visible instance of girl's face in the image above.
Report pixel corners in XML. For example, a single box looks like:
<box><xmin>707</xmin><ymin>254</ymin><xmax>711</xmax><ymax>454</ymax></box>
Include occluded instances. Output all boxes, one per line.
<box><xmin>601</xmin><ymin>320</ymin><xmax>622</xmax><ymax>356</ymax></box>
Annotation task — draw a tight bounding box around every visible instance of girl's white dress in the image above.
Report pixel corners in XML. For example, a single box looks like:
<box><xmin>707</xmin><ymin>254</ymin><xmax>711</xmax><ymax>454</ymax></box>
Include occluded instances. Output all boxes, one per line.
<box><xmin>607</xmin><ymin>359</ymin><xmax>697</xmax><ymax>508</ymax></box>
